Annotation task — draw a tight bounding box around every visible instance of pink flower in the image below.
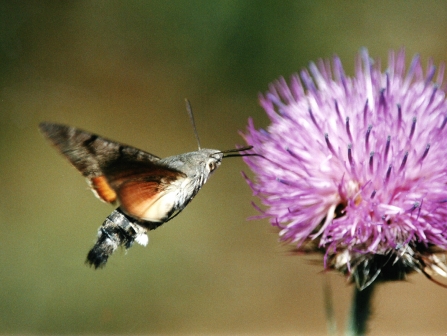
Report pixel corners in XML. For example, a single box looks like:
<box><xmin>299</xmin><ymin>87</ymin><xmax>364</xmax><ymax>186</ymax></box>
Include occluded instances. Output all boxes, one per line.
<box><xmin>243</xmin><ymin>49</ymin><xmax>447</xmax><ymax>289</ymax></box>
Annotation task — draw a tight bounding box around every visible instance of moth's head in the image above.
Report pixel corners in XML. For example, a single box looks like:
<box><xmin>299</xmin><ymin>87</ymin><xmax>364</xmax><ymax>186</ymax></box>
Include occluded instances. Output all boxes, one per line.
<box><xmin>202</xmin><ymin>149</ymin><xmax>223</xmax><ymax>175</ymax></box>
<box><xmin>180</xmin><ymin>149</ymin><xmax>222</xmax><ymax>179</ymax></box>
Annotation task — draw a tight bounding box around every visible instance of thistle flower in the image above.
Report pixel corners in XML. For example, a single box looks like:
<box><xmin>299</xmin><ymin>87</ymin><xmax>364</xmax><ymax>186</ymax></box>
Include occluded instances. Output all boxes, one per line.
<box><xmin>243</xmin><ymin>49</ymin><xmax>447</xmax><ymax>289</ymax></box>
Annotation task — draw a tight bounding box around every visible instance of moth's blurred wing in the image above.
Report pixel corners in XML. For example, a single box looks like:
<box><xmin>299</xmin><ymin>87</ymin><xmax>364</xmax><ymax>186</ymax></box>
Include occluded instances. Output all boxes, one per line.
<box><xmin>40</xmin><ymin>122</ymin><xmax>188</xmax><ymax>222</ymax></box>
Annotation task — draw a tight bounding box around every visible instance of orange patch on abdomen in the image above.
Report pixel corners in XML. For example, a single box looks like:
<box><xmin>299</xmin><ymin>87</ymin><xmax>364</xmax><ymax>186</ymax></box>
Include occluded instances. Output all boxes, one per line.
<box><xmin>90</xmin><ymin>176</ymin><xmax>117</xmax><ymax>203</ymax></box>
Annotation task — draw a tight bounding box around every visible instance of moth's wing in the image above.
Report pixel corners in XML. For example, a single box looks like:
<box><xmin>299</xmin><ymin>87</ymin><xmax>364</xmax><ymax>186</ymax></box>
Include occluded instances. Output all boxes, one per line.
<box><xmin>39</xmin><ymin>122</ymin><xmax>187</xmax><ymax>223</ymax></box>
<box><xmin>101</xmin><ymin>157</ymin><xmax>186</xmax><ymax>222</ymax></box>
<box><xmin>39</xmin><ymin>122</ymin><xmax>162</xmax><ymax>176</ymax></box>
<box><xmin>39</xmin><ymin>122</ymin><xmax>166</xmax><ymax>204</ymax></box>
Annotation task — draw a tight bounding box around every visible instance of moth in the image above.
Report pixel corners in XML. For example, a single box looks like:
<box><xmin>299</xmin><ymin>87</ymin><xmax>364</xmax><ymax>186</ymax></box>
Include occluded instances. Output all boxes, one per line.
<box><xmin>39</xmin><ymin>100</ymin><xmax>252</xmax><ymax>268</ymax></box>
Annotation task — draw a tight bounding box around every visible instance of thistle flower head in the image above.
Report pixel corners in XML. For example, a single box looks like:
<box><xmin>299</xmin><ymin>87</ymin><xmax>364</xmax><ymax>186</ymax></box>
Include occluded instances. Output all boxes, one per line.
<box><xmin>243</xmin><ymin>49</ymin><xmax>447</xmax><ymax>289</ymax></box>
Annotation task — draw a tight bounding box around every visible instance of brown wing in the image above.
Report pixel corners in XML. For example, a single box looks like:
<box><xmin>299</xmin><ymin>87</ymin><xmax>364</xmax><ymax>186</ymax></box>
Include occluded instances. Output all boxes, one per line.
<box><xmin>39</xmin><ymin>122</ymin><xmax>184</xmax><ymax>209</ymax></box>
<box><xmin>101</xmin><ymin>157</ymin><xmax>185</xmax><ymax>220</ymax></box>
<box><xmin>117</xmin><ymin>180</ymin><xmax>162</xmax><ymax>218</ymax></box>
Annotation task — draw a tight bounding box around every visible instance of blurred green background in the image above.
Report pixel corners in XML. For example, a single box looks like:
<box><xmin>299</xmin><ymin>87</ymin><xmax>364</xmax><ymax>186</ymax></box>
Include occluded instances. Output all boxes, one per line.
<box><xmin>1</xmin><ymin>1</ymin><xmax>447</xmax><ymax>335</ymax></box>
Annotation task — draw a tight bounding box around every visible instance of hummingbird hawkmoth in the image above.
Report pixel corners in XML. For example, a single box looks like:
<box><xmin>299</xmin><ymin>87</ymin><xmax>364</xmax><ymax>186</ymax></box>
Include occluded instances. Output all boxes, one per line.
<box><xmin>39</xmin><ymin>100</ymin><xmax>252</xmax><ymax>268</ymax></box>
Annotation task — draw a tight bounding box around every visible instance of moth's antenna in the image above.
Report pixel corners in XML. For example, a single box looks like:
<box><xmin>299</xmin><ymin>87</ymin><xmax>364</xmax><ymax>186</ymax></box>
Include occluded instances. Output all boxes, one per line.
<box><xmin>185</xmin><ymin>99</ymin><xmax>201</xmax><ymax>150</ymax></box>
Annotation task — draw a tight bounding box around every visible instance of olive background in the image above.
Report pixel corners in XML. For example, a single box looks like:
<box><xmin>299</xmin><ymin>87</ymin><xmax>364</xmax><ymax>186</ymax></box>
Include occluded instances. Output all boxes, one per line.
<box><xmin>1</xmin><ymin>1</ymin><xmax>447</xmax><ymax>335</ymax></box>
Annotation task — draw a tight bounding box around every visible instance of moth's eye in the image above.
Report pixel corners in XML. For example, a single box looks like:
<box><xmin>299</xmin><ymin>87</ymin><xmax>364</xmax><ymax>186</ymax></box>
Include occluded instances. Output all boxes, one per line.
<box><xmin>208</xmin><ymin>162</ymin><xmax>216</xmax><ymax>172</ymax></box>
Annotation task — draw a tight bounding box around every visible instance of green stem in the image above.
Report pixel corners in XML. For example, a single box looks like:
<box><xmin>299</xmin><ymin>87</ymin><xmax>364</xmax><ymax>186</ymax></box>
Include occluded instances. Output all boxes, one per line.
<box><xmin>345</xmin><ymin>283</ymin><xmax>376</xmax><ymax>336</ymax></box>
<box><xmin>323</xmin><ymin>275</ymin><xmax>337</xmax><ymax>335</ymax></box>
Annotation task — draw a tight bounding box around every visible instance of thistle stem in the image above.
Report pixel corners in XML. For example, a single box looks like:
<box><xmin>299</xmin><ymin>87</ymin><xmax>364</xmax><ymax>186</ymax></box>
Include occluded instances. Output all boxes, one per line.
<box><xmin>323</xmin><ymin>276</ymin><xmax>337</xmax><ymax>335</ymax></box>
<box><xmin>345</xmin><ymin>283</ymin><xmax>376</xmax><ymax>336</ymax></box>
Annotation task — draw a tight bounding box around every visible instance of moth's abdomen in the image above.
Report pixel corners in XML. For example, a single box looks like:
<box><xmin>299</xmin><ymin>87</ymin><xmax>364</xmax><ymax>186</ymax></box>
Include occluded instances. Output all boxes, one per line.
<box><xmin>86</xmin><ymin>208</ymin><xmax>148</xmax><ymax>268</ymax></box>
